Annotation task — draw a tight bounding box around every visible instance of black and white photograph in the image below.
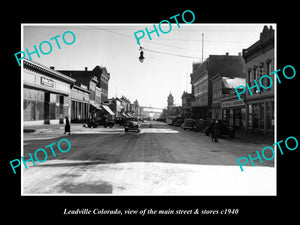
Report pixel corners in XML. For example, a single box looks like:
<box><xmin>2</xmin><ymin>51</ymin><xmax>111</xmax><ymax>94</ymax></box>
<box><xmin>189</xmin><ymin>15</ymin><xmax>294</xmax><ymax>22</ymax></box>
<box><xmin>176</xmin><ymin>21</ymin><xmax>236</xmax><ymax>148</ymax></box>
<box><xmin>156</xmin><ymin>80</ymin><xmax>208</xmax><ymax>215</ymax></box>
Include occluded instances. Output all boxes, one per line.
<box><xmin>5</xmin><ymin>4</ymin><xmax>300</xmax><ymax>221</ymax></box>
<box><xmin>21</xmin><ymin>23</ymin><xmax>276</xmax><ymax>195</ymax></box>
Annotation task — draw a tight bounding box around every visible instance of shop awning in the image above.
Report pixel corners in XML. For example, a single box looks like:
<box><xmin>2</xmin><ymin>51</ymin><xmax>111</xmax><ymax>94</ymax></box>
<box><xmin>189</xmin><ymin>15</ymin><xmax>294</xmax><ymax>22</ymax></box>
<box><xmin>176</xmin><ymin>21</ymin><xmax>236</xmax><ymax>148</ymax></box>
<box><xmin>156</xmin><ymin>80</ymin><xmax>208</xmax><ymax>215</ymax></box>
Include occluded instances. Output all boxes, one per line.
<box><xmin>127</xmin><ymin>113</ymin><xmax>133</xmax><ymax>117</ymax></box>
<box><xmin>121</xmin><ymin>112</ymin><xmax>129</xmax><ymax>118</ymax></box>
<box><xmin>90</xmin><ymin>102</ymin><xmax>101</xmax><ymax>110</ymax></box>
<box><xmin>102</xmin><ymin>105</ymin><xmax>115</xmax><ymax>116</ymax></box>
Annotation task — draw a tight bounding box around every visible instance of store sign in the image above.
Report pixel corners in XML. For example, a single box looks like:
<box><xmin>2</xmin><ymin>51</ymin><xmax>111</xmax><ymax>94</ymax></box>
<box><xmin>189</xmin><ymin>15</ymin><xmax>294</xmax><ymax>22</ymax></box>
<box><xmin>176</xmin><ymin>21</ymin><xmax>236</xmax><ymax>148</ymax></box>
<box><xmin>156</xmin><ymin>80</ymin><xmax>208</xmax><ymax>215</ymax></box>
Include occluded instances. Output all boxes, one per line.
<box><xmin>41</xmin><ymin>77</ymin><xmax>54</xmax><ymax>87</ymax></box>
<box><xmin>222</xmin><ymin>99</ymin><xmax>245</xmax><ymax>108</ymax></box>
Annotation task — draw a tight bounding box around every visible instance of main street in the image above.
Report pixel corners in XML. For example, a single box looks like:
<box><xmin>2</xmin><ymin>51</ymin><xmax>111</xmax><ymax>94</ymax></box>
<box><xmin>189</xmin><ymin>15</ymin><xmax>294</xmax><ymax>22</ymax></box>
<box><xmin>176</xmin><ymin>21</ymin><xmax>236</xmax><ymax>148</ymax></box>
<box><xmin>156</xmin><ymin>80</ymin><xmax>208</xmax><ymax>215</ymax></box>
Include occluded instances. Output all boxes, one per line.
<box><xmin>22</xmin><ymin>122</ymin><xmax>276</xmax><ymax>195</ymax></box>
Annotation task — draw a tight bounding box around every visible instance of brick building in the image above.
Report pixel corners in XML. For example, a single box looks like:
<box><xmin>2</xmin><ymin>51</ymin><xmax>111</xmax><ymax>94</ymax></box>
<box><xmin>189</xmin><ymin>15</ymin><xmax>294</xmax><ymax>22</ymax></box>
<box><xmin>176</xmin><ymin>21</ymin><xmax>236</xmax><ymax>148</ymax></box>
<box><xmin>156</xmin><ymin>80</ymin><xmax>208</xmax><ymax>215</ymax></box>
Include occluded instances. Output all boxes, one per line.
<box><xmin>190</xmin><ymin>53</ymin><xmax>244</xmax><ymax>119</ymax></box>
<box><xmin>242</xmin><ymin>25</ymin><xmax>275</xmax><ymax>134</ymax></box>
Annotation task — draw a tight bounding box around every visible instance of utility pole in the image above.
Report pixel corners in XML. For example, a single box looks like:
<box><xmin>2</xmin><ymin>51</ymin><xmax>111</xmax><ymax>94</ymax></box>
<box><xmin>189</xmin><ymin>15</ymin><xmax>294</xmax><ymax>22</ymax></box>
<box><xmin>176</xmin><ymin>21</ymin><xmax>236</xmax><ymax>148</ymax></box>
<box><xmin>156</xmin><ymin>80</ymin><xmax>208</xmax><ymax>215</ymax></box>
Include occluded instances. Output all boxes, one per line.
<box><xmin>186</xmin><ymin>73</ymin><xmax>188</xmax><ymax>92</ymax></box>
<box><xmin>202</xmin><ymin>33</ymin><xmax>204</xmax><ymax>63</ymax></box>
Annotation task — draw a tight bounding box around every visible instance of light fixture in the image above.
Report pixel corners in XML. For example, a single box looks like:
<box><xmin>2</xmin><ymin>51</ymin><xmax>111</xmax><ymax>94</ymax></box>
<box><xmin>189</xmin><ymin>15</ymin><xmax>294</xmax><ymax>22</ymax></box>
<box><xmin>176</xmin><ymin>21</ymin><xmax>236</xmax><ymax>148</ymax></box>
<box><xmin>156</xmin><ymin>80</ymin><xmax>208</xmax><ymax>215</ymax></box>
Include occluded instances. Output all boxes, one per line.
<box><xmin>139</xmin><ymin>46</ymin><xmax>145</xmax><ymax>63</ymax></box>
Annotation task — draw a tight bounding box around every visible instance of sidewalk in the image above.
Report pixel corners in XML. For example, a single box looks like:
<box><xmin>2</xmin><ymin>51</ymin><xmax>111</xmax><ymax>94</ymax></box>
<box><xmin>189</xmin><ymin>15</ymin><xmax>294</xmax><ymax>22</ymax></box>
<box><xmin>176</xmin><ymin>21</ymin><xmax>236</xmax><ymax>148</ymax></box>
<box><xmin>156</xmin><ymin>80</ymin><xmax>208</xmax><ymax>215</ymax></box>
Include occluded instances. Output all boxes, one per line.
<box><xmin>23</xmin><ymin>123</ymin><xmax>87</xmax><ymax>140</ymax></box>
<box><xmin>24</xmin><ymin>123</ymin><xmax>86</xmax><ymax>134</ymax></box>
<box><xmin>23</xmin><ymin>123</ymin><xmax>125</xmax><ymax>140</ymax></box>
<box><xmin>234</xmin><ymin>129</ymin><xmax>274</xmax><ymax>145</ymax></box>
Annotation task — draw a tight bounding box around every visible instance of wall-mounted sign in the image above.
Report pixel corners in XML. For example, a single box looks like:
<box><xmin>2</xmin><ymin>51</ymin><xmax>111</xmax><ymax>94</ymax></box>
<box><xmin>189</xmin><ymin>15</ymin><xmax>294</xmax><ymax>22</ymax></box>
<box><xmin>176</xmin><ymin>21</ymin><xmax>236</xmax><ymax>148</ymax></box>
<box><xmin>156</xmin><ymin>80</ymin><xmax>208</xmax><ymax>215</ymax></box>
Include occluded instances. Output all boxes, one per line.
<box><xmin>221</xmin><ymin>99</ymin><xmax>245</xmax><ymax>108</ymax></box>
<box><xmin>41</xmin><ymin>77</ymin><xmax>54</xmax><ymax>87</ymax></box>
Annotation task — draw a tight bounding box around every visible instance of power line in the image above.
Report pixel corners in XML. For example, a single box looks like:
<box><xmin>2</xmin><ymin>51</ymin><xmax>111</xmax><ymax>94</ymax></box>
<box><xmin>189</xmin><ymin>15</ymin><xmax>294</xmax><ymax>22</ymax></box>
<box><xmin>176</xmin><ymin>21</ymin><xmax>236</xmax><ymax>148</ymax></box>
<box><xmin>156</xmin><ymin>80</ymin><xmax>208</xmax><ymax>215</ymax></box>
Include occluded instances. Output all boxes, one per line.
<box><xmin>150</xmin><ymin>37</ymin><xmax>248</xmax><ymax>43</ymax></box>
<box><xmin>144</xmin><ymin>48</ymin><xmax>200</xmax><ymax>59</ymax></box>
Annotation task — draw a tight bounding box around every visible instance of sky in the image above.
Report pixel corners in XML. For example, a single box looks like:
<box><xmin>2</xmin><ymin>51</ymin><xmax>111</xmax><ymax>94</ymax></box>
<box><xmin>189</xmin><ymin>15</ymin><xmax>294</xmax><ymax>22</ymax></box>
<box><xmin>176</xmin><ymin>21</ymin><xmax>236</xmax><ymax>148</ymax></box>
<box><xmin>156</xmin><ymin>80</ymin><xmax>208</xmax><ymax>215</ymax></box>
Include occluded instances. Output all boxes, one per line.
<box><xmin>22</xmin><ymin>23</ymin><xmax>275</xmax><ymax>109</ymax></box>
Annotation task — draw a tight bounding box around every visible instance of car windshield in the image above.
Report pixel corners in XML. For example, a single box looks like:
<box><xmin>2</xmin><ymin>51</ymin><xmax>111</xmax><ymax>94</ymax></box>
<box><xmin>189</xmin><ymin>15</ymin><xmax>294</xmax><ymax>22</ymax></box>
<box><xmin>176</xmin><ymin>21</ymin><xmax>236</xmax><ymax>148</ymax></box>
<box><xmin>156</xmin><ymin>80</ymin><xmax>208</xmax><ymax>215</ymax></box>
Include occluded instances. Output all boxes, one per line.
<box><xmin>129</xmin><ymin>118</ymin><xmax>138</xmax><ymax>121</ymax></box>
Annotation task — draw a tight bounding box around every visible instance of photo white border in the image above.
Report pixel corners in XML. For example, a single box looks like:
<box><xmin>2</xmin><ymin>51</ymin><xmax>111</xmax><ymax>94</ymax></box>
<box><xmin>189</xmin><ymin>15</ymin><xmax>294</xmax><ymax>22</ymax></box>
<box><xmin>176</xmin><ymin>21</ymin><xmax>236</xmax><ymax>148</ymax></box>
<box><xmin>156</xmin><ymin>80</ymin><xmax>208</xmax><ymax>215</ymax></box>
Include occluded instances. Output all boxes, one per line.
<box><xmin>20</xmin><ymin>23</ymin><xmax>277</xmax><ymax>196</ymax></box>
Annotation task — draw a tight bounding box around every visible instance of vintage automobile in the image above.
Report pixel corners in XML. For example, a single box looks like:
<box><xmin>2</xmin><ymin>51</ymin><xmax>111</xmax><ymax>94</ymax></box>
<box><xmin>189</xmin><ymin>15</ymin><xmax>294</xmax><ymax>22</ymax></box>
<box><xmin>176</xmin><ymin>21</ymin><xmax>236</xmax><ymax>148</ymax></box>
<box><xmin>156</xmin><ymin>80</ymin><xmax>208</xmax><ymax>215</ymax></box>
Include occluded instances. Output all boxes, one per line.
<box><xmin>204</xmin><ymin>119</ymin><xmax>235</xmax><ymax>138</ymax></box>
<box><xmin>124</xmin><ymin>117</ymin><xmax>140</xmax><ymax>132</ymax></box>
<box><xmin>115</xmin><ymin>117</ymin><xmax>127</xmax><ymax>126</ymax></box>
<box><xmin>173</xmin><ymin>117</ymin><xmax>185</xmax><ymax>127</ymax></box>
<box><xmin>166</xmin><ymin>116</ymin><xmax>177</xmax><ymax>125</ymax></box>
<box><xmin>87</xmin><ymin>117</ymin><xmax>115</xmax><ymax>128</ymax></box>
<box><xmin>167</xmin><ymin>116</ymin><xmax>184</xmax><ymax>126</ymax></box>
<box><xmin>181</xmin><ymin>119</ymin><xmax>195</xmax><ymax>130</ymax></box>
<box><xmin>193</xmin><ymin>118</ymin><xmax>211</xmax><ymax>132</ymax></box>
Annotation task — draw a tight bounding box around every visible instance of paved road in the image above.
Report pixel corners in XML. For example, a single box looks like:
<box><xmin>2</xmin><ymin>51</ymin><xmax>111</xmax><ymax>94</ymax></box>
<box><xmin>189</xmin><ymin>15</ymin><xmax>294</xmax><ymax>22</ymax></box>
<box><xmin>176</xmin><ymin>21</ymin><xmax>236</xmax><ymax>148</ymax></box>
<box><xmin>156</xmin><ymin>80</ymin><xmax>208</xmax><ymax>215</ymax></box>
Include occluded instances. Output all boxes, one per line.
<box><xmin>22</xmin><ymin>122</ymin><xmax>276</xmax><ymax>195</ymax></box>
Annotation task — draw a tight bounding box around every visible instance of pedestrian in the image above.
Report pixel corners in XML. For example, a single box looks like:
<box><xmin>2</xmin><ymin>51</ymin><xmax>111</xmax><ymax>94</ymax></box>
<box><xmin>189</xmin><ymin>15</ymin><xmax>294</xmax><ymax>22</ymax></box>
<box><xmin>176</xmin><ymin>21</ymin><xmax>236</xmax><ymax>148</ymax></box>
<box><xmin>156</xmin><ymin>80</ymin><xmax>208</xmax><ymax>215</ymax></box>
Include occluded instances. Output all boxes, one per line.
<box><xmin>213</xmin><ymin>120</ymin><xmax>221</xmax><ymax>143</ymax></box>
<box><xmin>211</xmin><ymin>120</ymin><xmax>215</xmax><ymax>142</ymax></box>
<box><xmin>64</xmin><ymin>116</ymin><xmax>71</xmax><ymax>135</ymax></box>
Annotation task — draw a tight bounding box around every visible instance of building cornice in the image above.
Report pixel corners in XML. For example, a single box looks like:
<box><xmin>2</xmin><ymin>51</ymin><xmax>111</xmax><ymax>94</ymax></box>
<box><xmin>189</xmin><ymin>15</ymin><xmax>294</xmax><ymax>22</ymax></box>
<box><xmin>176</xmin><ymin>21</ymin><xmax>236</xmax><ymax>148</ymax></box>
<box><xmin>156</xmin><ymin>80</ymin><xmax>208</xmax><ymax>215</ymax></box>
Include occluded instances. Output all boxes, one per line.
<box><xmin>23</xmin><ymin>58</ymin><xmax>76</xmax><ymax>84</ymax></box>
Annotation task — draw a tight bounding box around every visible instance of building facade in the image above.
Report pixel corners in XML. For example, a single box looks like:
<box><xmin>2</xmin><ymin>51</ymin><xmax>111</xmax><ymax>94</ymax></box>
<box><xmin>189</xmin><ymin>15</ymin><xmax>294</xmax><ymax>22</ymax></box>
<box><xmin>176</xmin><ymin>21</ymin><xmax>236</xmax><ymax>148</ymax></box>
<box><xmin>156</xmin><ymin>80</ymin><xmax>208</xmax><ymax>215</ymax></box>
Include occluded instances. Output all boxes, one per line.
<box><xmin>132</xmin><ymin>100</ymin><xmax>140</xmax><ymax>116</ymax></box>
<box><xmin>23</xmin><ymin>59</ymin><xmax>75</xmax><ymax>126</ymax></box>
<box><xmin>221</xmin><ymin>90</ymin><xmax>246</xmax><ymax>129</ymax></box>
<box><xmin>211</xmin><ymin>74</ymin><xmax>246</xmax><ymax>127</ymax></box>
<box><xmin>104</xmin><ymin>97</ymin><xmax>122</xmax><ymax>117</ymax></box>
<box><xmin>120</xmin><ymin>95</ymin><xmax>131</xmax><ymax>116</ymax></box>
<box><xmin>242</xmin><ymin>25</ymin><xmax>275</xmax><ymax>134</ymax></box>
<box><xmin>58</xmin><ymin>66</ymin><xmax>111</xmax><ymax>119</ymax></box>
<box><xmin>190</xmin><ymin>53</ymin><xmax>244</xmax><ymax>119</ymax></box>
<box><xmin>70</xmin><ymin>84</ymin><xmax>90</xmax><ymax>122</ymax></box>
<box><xmin>58</xmin><ymin>65</ymin><xmax>110</xmax><ymax>104</ymax></box>
<box><xmin>181</xmin><ymin>91</ymin><xmax>194</xmax><ymax>118</ymax></box>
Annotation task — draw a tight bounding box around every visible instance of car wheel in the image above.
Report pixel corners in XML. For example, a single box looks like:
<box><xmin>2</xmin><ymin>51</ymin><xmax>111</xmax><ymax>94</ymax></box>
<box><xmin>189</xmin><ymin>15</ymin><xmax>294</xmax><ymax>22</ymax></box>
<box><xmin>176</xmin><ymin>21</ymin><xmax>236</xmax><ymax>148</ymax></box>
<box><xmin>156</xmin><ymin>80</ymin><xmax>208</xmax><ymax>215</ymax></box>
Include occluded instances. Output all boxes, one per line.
<box><xmin>93</xmin><ymin>125</ymin><xmax>97</xmax><ymax>128</ymax></box>
<box><xmin>125</xmin><ymin>128</ymin><xmax>128</xmax><ymax>132</ymax></box>
<box><xmin>205</xmin><ymin>130</ymin><xmax>210</xmax><ymax>136</ymax></box>
<box><xmin>229</xmin><ymin>131</ymin><xmax>235</xmax><ymax>138</ymax></box>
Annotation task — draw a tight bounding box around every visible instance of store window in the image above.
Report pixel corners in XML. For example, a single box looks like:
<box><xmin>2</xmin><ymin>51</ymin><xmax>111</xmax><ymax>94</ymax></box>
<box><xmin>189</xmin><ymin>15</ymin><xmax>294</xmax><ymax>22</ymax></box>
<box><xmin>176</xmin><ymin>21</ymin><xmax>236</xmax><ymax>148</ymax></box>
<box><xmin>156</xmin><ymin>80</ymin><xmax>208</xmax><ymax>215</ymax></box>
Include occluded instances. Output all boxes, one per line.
<box><xmin>252</xmin><ymin>104</ymin><xmax>259</xmax><ymax>129</ymax></box>
<box><xmin>49</xmin><ymin>93</ymin><xmax>57</xmax><ymax>119</ymax></box>
<box><xmin>23</xmin><ymin>88</ymin><xmax>45</xmax><ymax>121</ymax></box>
<box><xmin>229</xmin><ymin>109</ymin><xmax>234</xmax><ymax>127</ymax></box>
<box><xmin>71</xmin><ymin>100</ymin><xmax>75</xmax><ymax>120</ymax></box>
<box><xmin>266</xmin><ymin>102</ymin><xmax>273</xmax><ymax>131</ymax></box>
<box><xmin>234</xmin><ymin>108</ymin><xmax>241</xmax><ymax>128</ymax></box>
<box><xmin>63</xmin><ymin>96</ymin><xmax>69</xmax><ymax>117</ymax></box>
<box><xmin>36</xmin><ymin>91</ymin><xmax>44</xmax><ymax>120</ymax></box>
<box><xmin>259</xmin><ymin>103</ymin><xmax>264</xmax><ymax>130</ymax></box>
<box><xmin>248</xmin><ymin>104</ymin><xmax>252</xmax><ymax>129</ymax></box>
<box><xmin>241</xmin><ymin>108</ymin><xmax>246</xmax><ymax>129</ymax></box>
<box><xmin>24</xmin><ymin>99</ymin><xmax>36</xmax><ymax>121</ymax></box>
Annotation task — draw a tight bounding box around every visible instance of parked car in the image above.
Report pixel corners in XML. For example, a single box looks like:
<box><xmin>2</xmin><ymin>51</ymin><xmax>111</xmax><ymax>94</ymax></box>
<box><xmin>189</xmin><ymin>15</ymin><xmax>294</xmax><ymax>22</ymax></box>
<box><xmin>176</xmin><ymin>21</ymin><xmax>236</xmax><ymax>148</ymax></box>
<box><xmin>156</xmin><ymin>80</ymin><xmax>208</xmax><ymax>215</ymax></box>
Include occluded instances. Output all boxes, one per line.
<box><xmin>87</xmin><ymin>117</ymin><xmax>115</xmax><ymax>128</ymax></box>
<box><xmin>173</xmin><ymin>118</ymin><xmax>184</xmax><ymax>126</ymax></box>
<box><xmin>166</xmin><ymin>116</ymin><xmax>177</xmax><ymax>125</ymax></box>
<box><xmin>171</xmin><ymin>116</ymin><xmax>184</xmax><ymax>126</ymax></box>
<box><xmin>124</xmin><ymin>117</ymin><xmax>140</xmax><ymax>132</ymax></box>
<box><xmin>193</xmin><ymin>118</ymin><xmax>211</xmax><ymax>132</ymax></box>
<box><xmin>181</xmin><ymin>119</ymin><xmax>195</xmax><ymax>130</ymax></box>
<box><xmin>204</xmin><ymin>119</ymin><xmax>235</xmax><ymax>137</ymax></box>
<box><xmin>156</xmin><ymin>118</ymin><xmax>166</xmax><ymax>123</ymax></box>
<box><xmin>115</xmin><ymin>117</ymin><xmax>126</xmax><ymax>126</ymax></box>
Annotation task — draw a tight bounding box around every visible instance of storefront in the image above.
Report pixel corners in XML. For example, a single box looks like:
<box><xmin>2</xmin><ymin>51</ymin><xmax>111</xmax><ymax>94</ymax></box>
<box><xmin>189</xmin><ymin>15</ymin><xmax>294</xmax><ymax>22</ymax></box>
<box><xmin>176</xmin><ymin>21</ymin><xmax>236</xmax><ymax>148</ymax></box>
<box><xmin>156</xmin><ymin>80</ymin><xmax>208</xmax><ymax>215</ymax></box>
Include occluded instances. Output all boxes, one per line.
<box><xmin>70</xmin><ymin>85</ymin><xmax>90</xmax><ymax>122</ymax></box>
<box><xmin>245</xmin><ymin>98</ymin><xmax>274</xmax><ymax>134</ymax></box>
<box><xmin>23</xmin><ymin>59</ymin><xmax>75</xmax><ymax>126</ymax></box>
<box><xmin>221</xmin><ymin>98</ymin><xmax>245</xmax><ymax>129</ymax></box>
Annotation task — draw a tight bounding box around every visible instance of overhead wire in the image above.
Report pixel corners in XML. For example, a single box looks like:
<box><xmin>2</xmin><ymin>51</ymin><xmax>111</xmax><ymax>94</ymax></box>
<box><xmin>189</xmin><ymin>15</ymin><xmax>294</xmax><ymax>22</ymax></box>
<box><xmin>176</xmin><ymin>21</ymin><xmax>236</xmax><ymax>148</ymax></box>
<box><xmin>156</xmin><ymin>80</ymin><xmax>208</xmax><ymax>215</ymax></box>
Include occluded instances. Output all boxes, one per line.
<box><xmin>27</xmin><ymin>25</ymin><xmax>252</xmax><ymax>60</ymax></box>
<box><xmin>144</xmin><ymin>48</ymin><xmax>200</xmax><ymax>59</ymax></box>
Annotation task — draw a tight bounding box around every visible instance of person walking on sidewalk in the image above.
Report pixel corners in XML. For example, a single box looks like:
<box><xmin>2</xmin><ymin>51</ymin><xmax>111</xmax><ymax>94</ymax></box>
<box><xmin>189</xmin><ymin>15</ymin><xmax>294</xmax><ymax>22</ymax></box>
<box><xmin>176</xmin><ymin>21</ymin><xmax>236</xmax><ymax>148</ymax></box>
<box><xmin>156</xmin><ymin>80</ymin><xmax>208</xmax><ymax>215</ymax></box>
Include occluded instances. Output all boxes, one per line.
<box><xmin>64</xmin><ymin>116</ymin><xmax>71</xmax><ymax>135</ymax></box>
<box><xmin>212</xmin><ymin>120</ymin><xmax>221</xmax><ymax>143</ymax></box>
<box><xmin>211</xmin><ymin>120</ymin><xmax>216</xmax><ymax>142</ymax></box>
